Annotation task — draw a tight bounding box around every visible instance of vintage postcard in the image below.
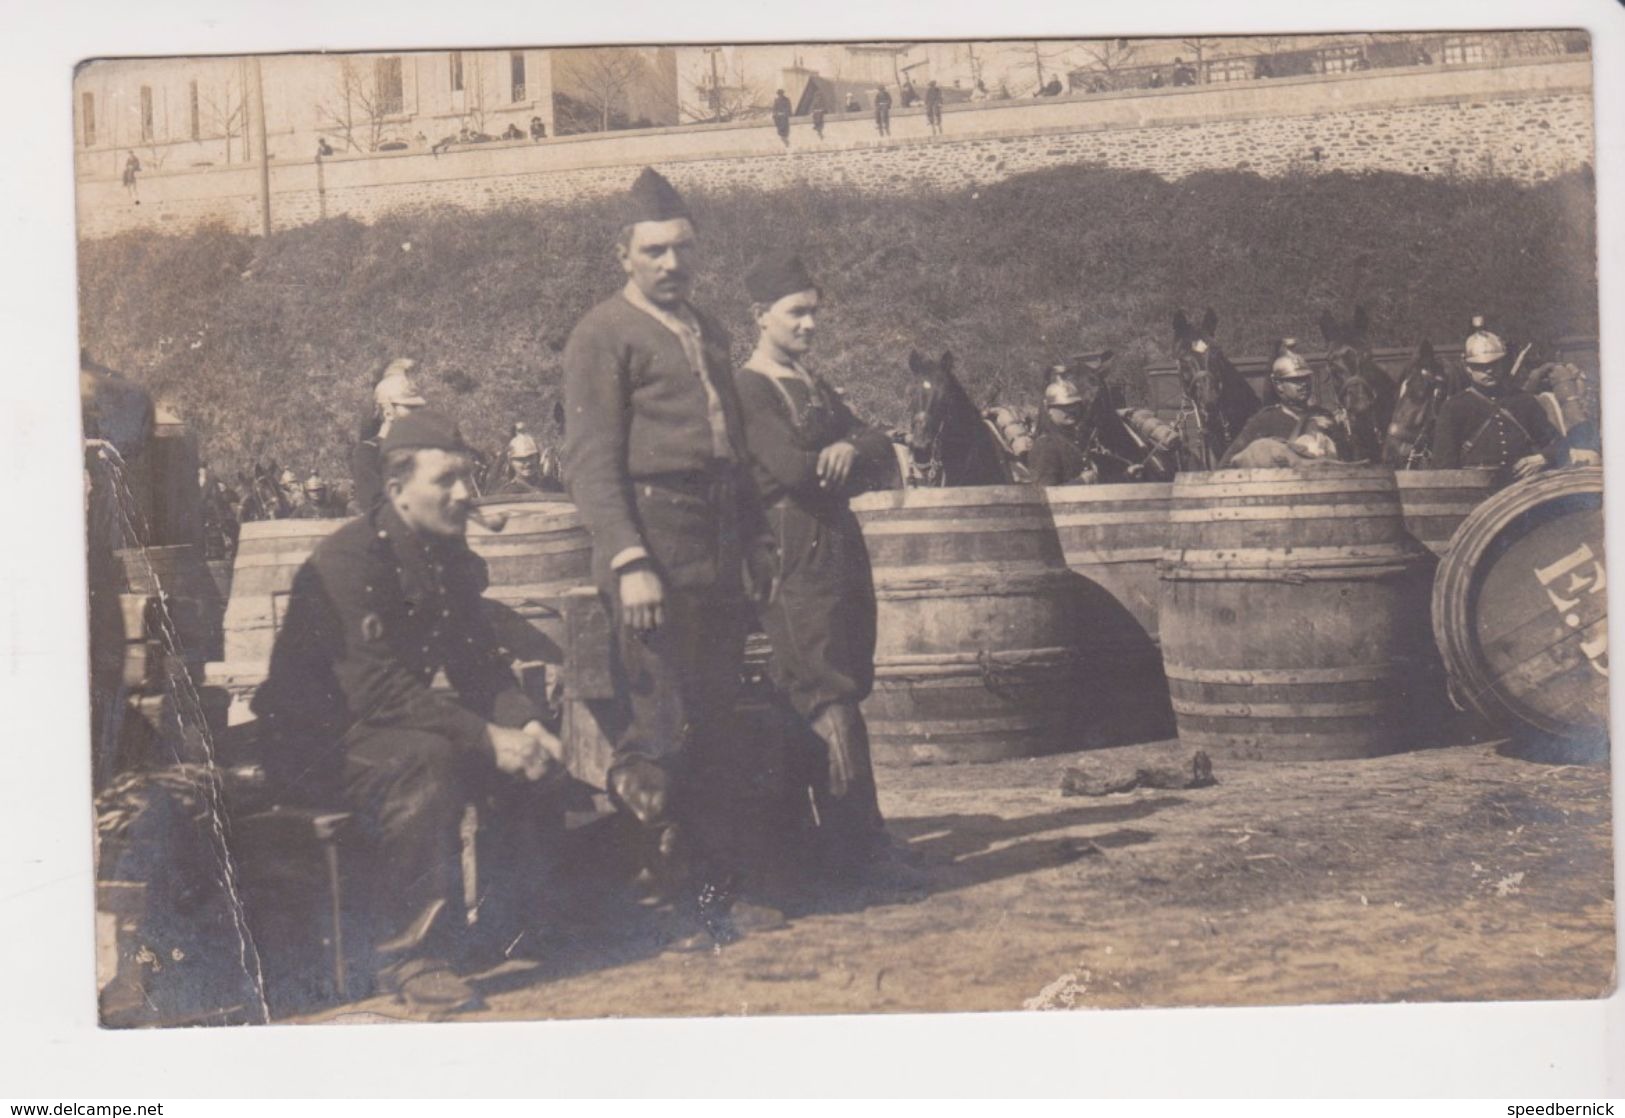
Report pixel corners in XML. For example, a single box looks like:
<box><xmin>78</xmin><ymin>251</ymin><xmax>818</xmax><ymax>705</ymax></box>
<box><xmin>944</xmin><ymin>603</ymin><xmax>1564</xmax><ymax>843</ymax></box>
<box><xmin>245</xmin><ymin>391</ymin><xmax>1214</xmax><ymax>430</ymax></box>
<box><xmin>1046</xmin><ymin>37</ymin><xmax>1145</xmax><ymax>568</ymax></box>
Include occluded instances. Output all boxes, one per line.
<box><xmin>73</xmin><ymin>29</ymin><xmax>1612</xmax><ymax>1032</ymax></box>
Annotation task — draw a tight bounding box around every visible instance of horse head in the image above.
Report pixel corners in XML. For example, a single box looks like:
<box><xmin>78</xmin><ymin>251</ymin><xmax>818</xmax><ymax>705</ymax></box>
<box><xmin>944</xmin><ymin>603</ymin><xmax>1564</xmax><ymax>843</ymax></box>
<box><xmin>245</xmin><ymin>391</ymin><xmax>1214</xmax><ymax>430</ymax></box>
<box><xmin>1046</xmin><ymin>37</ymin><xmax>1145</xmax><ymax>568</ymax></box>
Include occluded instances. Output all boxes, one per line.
<box><xmin>1172</xmin><ymin>308</ymin><xmax>1226</xmax><ymax>411</ymax></box>
<box><xmin>1383</xmin><ymin>340</ymin><xmax>1453</xmax><ymax>467</ymax></box>
<box><xmin>905</xmin><ymin>348</ymin><xmax>958</xmax><ymax>460</ymax></box>
<box><xmin>903</xmin><ymin>348</ymin><xmax>1011</xmax><ymax>487</ymax></box>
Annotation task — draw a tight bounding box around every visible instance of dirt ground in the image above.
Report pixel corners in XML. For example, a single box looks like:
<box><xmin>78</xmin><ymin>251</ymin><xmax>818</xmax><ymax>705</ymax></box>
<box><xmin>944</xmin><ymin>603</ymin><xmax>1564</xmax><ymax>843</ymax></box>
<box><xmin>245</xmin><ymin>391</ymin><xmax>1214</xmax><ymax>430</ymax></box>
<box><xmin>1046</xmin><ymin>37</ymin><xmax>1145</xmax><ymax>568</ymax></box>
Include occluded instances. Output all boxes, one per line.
<box><xmin>302</xmin><ymin>731</ymin><xmax>1616</xmax><ymax>1025</ymax></box>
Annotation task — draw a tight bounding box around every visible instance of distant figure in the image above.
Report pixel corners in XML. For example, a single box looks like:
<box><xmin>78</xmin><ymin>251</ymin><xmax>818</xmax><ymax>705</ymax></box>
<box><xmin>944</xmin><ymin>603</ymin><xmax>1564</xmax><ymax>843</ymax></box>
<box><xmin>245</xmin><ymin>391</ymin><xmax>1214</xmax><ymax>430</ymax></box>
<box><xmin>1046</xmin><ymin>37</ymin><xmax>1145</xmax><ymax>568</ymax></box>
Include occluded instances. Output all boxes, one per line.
<box><xmin>844</xmin><ymin>91</ymin><xmax>861</xmax><ymax>113</ymax></box>
<box><xmin>316</xmin><ymin>137</ymin><xmax>335</xmax><ymax>157</ymax></box>
<box><xmin>1148</xmin><ymin>69</ymin><xmax>1165</xmax><ymax>88</ymax></box>
<box><xmin>1353</xmin><ymin>50</ymin><xmax>1372</xmax><ymax>71</ymax></box>
<box><xmin>353</xmin><ymin>358</ymin><xmax>428</xmax><ymax>511</ymax></box>
<box><xmin>873</xmin><ymin>85</ymin><xmax>892</xmax><ymax>137</ymax></box>
<box><xmin>291</xmin><ymin>474</ymin><xmax>336</xmax><ymax>519</ymax></box>
<box><xmin>529</xmin><ymin>116</ymin><xmax>547</xmax><ymax>141</ymax></box>
<box><xmin>1172</xmin><ymin>58</ymin><xmax>1197</xmax><ymax>86</ymax></box>
<box><xmin>494</xmin><ymin>428</ymin><xmax>547</xmax><ymax>495</ymax></box>
<box><xmin>122</xmin><ymin>152</ymin><xmax>141</xmax><ymax>204</ymax></box>
<box><xmin>900</xmin><ymin>77</ymin><xmax>919</xmax><ymax>107</ymax></box>
<box><xmin>1414</xmin><ymin>46</ymin><xmax>1434</xmax><ymax>66</ymax></box>
<box><xmin>772</xmin><ymin>88</ymin><xmax>792</xmax><ymax>146</ymax></box>
<box><xmin>1040</xmin><ymin>76</ymin><xmax>1064</xmax><ymax>97</ymax></box>
<box><xmin>501</xmin><ymin>122</ymin><xmax>524</xmax><ymax>140</ymax></box>
<box><xmin>969</xmin><ymin>78</ymin><xmax>990</xmax><ymax>101</ymax></box>
<box><xmin>924</xmin><ymin>79</ymin><xmax>944</xmax><ymax>135</ymax></box>
<box><xmin>811</xmin><ymin>102</ymin><xmax>827</xmax><ymax>139</ymax></box>
<box><xmin>413</xmin><ymin>131</ymin><xmax>429</xmax><ymax>148</ymax></box>
<box><xmin>431</xmin><ymin>133</ymin><xmax>457</xmax><ymax>158</ymax></box>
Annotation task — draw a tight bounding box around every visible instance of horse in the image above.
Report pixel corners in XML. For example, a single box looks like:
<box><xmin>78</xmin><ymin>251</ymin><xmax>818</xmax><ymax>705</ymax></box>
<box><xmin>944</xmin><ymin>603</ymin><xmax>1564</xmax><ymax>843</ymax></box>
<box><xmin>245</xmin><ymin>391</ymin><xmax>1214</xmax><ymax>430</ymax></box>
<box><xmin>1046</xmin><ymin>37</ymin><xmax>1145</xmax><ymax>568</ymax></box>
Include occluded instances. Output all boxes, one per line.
<box><xmin>1043</xmin><ymin>360</ymin><xmax>1179</xmax><ymax>483</ymax></box>
<box><xmin>1319</xmin><ymin>306</ymin><xmax>1399</xmax><ymax>464</ymax></box>
<box><xmin>237</xmin><ymin>462</ymin><xmax>291</xmax><ymax>522</ymax></box>
<box><xmin>901</xmin><ymin>349</ymin><xmax>1017</xmax><ymax>487</ymax></box>
<box><xmin>1382</xmin><ymin>340</ymin><xmax>1460</xmax><ymax>468</ymax></box>
<box><xmin>1172</xmin><ymin>308</ymin><xmax>1261</xmax><ymax>469</ymax></box>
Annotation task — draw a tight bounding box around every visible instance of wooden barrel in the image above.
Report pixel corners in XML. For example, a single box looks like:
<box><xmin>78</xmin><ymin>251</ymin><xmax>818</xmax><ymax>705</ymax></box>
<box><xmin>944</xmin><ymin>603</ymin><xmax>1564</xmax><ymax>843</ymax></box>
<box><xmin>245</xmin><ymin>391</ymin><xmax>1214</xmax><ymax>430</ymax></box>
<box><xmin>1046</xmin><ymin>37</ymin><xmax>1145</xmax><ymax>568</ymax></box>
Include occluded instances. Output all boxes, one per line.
<box><xmin>1159</xmin><ymin>465</ymin><xmax>1427</xmax><ymax>760</ymax></box>
<box><xmin>850</xmin><ymin>485</ymin><xmax>1079</xmax><ymax>764</ymax></box>
<box><xmin>1431</xmin><ymin>467</ymin><xmax>1607</xmax><ymax>748</ymax></box>
<box><xmin>1046</xmin><ymin>482</ymin><xmax>1171</xmax><ymax>646</ymax></box>
<box><xmin>214</xmin><ymin>506</ymin><xmax>591</xmax><ymax>686</ymax></box>
<box><xmin>1394</xmin><ymin>469</ymin><xmax>1499</xmax><ymax>557</ymax></box>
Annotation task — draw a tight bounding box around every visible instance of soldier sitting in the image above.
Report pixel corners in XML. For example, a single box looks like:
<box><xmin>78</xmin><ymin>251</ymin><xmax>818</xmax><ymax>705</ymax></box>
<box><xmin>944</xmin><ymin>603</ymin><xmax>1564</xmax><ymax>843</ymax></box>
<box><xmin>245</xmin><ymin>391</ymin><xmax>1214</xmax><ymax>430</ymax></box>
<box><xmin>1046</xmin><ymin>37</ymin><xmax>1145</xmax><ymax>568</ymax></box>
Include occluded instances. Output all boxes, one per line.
<box><xmin>1431</xmin><ymin>319</ymin><xmax>1566</xmax><ymax>482</ymax></box>
<box><xmin>1219</xmin><ymin>353</ymin><xmax>1349</xmax><ymax>467</ymax></box>
<box><xmin>250</xmin><ymin>409</ymin><xmax>564</xmax><ymax>1015</ymax></box>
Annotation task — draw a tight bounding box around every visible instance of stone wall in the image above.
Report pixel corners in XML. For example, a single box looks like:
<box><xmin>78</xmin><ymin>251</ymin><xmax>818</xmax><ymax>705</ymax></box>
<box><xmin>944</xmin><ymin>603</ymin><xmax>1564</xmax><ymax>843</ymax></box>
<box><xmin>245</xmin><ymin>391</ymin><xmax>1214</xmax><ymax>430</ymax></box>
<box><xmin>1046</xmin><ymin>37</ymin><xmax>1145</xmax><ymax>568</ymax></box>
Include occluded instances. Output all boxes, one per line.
<box><xmin>75</xmin><ymin>56</ymin><xmax>1594</xmax><ymax>240</ymax></box>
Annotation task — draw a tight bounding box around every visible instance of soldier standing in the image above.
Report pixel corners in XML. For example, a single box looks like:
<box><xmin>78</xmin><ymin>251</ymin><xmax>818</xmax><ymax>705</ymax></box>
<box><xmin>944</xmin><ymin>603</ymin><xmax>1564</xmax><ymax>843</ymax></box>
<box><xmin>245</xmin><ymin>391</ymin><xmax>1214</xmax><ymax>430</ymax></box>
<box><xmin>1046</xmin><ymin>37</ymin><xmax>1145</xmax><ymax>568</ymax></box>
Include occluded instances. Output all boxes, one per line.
<box><xmin>873</xmin><ymin>85</ymin><xmax>892</xmax><ymax>137</ymax></box>
<box><xmin>353</xmin><ymin>359</ymin><xmax>428</xmax><ymax>513</ymax></box>
<box><xmin>924</xmin><ymin>79</ymin><xmax>944</xmax><ymax>135</ymax></box>
<box><xmin>1430</xmin><ymin>319</ymin><xmax>1566</xmax><ymax>480</ymax></box>
<box><xmin>733</xmin><ymin>252</ymin><xmax>913</xmax><ymax>887</ymax></box>
<box><xmin>1219</xmin><ymin>352</ymin><xmax>1349</xmax><ymax>467</ymax></box>
<box><xmin>562</xmin><ymin>167</ymin><xmax>777</xmax><ymax>941</ymax></box>
<box><xmin>251</xmin><ymin>410</ymin><xmax>563</xmax><ymax>1014</ymax></box>
<box><xmin>1028</xmin><ymin>372</ymin><xmax>1094</xmax><ymax>486</ymax></box>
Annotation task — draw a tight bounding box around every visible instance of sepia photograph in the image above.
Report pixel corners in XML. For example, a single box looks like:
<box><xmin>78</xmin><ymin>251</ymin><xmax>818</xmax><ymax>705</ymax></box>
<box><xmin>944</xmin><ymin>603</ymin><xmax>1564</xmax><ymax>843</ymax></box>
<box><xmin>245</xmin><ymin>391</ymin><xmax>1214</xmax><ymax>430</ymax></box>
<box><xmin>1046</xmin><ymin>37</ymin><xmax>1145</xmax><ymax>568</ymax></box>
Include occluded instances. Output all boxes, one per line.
<box><xmin>61</xmin><ymin>12</ymin><xmax>1616</xmax><ymax>1055</ymax></box>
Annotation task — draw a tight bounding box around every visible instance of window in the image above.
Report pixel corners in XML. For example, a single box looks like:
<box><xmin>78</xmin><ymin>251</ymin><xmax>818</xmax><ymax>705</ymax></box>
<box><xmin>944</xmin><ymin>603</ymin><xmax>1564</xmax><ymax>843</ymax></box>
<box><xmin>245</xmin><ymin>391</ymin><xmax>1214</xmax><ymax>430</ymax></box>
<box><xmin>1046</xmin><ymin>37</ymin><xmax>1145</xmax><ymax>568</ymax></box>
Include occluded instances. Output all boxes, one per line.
<box><xmin>189</xmin><ymin>79</ymin><xmax>200</xmax><ymax>140</ymax></box>
<box><xmin>82</xmin><ymin>91</ymin><xmax>95</xmax><ymax>147</ymax></box>
<box><xmin>375</xmin><ymin>56</ymin><xmax>404</xmax><ymax>115</ymax></box>
<box><xmin>449</xmin><ymin>51</ymin><xmax>464</xmax><ymax>93</ymax></box>
<box><xmin>1442</xmin><ymin>36</ymin><xmax>1488</xmax><ymax>65</ymax></box>
<box><xmin>1206</xmin><ymin>56</ymin><xmax>1253</xmax><ymax>83</ymax></box>
<box><xmin>139</xmin><ymin>85</ymin><xmax>154</xmax><ymax>141</ymax></box>
<box><xmin>510</xmin><ymin>51</ymin><xmax>526</xmax><ymax>102</ymax></box>
<box><xmin>1319</xmin><ymin>45</ymin><xmax>1364</xmax><ymax>74</ymax></box>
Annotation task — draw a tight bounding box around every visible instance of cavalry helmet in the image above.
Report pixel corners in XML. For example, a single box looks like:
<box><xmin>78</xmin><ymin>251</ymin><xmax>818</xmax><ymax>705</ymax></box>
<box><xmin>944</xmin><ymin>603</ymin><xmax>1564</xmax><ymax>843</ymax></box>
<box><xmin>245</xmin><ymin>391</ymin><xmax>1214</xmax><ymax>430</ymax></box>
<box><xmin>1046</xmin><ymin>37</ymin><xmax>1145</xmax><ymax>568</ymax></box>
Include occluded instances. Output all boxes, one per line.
<box><xmin>1270</xmin><ymin>353</ymin><xmax>1312</xmax><ymax>380</ymax></box>
<box><xmin>1043</xmin><ymin>377</ymin><xmax>1084</xmax><ymax>408</ymax></box>
<box><xmin>304</xmin><ymin>473</ymin><xmax>327</xmax><ymax>494</ymax></box>
<box><xmin>1463</xmin><ymin>320</ymin><xmax>1508</xmax><ymax>366</ymax></box>
<box><xmin>279</xmin><ymin>468</ymin><xmax>299</xmax><ymax>487</ymax></box>
<box><xmin>508</xmin><ymin>432</ymin><xmax>540</xmax><ymax>459</ymax></box>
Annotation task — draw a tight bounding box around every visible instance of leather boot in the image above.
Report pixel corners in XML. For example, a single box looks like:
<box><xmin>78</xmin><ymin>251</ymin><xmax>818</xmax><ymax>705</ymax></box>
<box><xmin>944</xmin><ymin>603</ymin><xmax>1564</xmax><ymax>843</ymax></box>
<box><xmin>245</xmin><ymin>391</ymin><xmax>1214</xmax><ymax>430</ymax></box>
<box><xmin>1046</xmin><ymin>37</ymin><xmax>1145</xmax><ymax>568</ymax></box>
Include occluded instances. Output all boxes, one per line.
<box><xmin>808</xmin><ymin>702</ymin><xmax>886</xmax><ymax>869</ymax></box>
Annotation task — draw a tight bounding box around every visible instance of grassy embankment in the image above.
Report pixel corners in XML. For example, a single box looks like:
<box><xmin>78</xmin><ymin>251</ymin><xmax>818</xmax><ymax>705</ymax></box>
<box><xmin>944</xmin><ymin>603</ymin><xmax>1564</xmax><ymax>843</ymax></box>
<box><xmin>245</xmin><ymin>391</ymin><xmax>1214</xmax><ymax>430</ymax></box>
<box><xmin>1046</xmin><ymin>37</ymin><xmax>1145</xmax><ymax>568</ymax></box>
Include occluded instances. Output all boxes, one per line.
<box><xmin>78</xmin><ymin>164</ymin><xmax>1597</xmax><ymax>480</ymax></box>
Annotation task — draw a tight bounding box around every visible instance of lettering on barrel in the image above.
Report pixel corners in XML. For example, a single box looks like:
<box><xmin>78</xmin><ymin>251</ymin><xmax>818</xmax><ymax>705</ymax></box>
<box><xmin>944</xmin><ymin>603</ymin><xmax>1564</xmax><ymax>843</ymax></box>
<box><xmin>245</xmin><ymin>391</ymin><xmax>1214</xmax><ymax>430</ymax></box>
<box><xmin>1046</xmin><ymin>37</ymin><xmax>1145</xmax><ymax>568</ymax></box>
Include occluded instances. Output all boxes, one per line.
<box><xmin>1533</xmin><ymin>542</ymin><xmax>1607</xmax><ymax>677</ymax></box>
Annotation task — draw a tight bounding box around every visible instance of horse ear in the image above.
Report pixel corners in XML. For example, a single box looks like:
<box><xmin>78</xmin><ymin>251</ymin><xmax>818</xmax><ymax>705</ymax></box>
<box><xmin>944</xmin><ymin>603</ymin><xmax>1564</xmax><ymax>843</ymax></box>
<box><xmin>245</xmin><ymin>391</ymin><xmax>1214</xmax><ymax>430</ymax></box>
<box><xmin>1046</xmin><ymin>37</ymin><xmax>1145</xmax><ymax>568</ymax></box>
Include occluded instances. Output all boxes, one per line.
<box><xmin>939</xmin><ymin>350</ymin><xmax>955</xmax><ymax>376</ymax></box>
<box><xmin>1097</xmin><ymin>349</ymin><xmax>1117</xmax><ymax>370</ymax></box>
<box><xmin>1318</xmin><ymin>310</ymin><xmax>1340</xmax><ymax>345</ymax></box>
<box><xmin>1417</xmin><ymin>340</ymin><xmax>1436</xmax><ymax>369</ymax></box>
<box><xmin>1201</xmin><ymin>308</ymin><xmax>1218</xmax><ymax>337</ymax></box>
<box><xmin>907</xmin><ymin>349</ymin><xmax>926</xmax><ymax>375</ymax></box>
<box><xmin>1172</xmin><ymin>310</ymin><xmax>1191</xmax><ymax>340</ymax></box>
<box><xmin>1352</xmin><ymin>305</ymin><xmax>1369</xmax><ymax>335</ymax></box>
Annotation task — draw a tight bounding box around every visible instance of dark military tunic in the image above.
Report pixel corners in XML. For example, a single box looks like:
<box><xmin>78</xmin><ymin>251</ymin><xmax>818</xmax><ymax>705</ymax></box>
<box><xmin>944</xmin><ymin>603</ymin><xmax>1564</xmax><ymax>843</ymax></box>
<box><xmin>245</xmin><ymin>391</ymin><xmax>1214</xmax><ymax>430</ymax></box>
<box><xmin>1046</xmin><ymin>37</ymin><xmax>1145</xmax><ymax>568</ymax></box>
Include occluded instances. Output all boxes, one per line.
<box><xmin>350</xmin><ymin>436</ymin><xmax>385</xmax><ymax>513</ymax></box>
<box><xmin>1219</xmin><ymin>403</ymin><xmax>1348</xmax><ymax>467</ymax></box>
<box><xmin>735</xmin><ymin>361</ymin><xmax>891</xmax><ymax>719</ymax></box>
<box><xmin>252</xmin><ymin>501</ymin><xmax>543</xmax><ymax>944</ymax></box>
<box><xmin>1430</xmin><ymin>386</ymin><xmax>1566</xmax><ymax>475</ymax></box>
<box><xmin>1028</xmin><ymin>426</ymin><xmax>1090</xmax><ymax>487</ymax></box>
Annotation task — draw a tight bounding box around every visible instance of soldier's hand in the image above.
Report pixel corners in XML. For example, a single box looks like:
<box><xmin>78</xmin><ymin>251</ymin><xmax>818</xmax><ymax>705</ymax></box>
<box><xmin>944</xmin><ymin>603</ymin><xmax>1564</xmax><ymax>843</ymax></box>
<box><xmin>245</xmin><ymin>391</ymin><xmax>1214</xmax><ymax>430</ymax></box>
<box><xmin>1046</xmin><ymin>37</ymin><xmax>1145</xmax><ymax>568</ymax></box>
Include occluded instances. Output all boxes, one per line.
<box><xmin>487</xmin><ymin>722</ymin><xmax>549</xmax><ymax>779</ymax></box>
<box><xmin>816</xmin><ymin>441</ymin><xmax>857</xmax><ymax>489</ymax></box>
<box><xmin>1512</xmin><ymin>454</ymin><xmax>1547</xmax><ymax>480</ymax></box>
<box><xmin>520</xmin><ymin>720</ymin><xmax>565</xmax><ymax>782</ymax></box>
<box><xmin>618</xmin><ymin>566</ymin><xmax>665</xmax><ymax>635</ymax></box>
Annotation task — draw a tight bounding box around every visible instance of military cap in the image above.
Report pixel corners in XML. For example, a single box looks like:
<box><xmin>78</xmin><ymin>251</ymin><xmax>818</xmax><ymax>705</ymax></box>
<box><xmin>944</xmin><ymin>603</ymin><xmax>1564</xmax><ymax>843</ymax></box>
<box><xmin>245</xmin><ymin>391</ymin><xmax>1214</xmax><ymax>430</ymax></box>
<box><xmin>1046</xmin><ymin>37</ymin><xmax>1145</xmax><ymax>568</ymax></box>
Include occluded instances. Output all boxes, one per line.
<box><xmin>746</xmin><ymin>251</ymin><xmax>819</xmax><ymax>306</ymax></box>
<box><xmin>625</xmin><ymin>167</ymin><xmax>691</xmax><ymax>226</ymax></box>
<box><xmin>380</xmin><ymin>408</ymin><xmax>469</xmax><ymax>455</ymax></box>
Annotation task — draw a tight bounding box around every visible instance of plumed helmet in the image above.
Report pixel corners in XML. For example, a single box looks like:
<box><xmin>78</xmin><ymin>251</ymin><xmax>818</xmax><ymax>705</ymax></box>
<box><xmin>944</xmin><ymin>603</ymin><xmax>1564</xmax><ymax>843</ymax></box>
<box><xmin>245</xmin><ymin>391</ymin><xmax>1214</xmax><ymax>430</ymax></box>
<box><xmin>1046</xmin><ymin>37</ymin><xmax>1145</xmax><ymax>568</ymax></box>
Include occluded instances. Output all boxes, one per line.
<box><xmin>304</xmin><ymin>473</ymin><xmax>327</xmax><ymax>494</ymax></box>
<box><xmin>1044</xmin><ymin>377</ymin><xmax>1084</xmax><ymax>407</ymax></box>
<box><xmin>508</xmin><ymin>432</ymin><xmax>540</xmax><ymax>459</ymax></box>
<box><xmin>279</xmin><ymin>468</ymin><xmax>299</xmax><ymax>486</ymax></box>
<box><xmin>1463</xmin><ymin>316</ymin><xmax>1507</xmax><ymax>366</ymax></box>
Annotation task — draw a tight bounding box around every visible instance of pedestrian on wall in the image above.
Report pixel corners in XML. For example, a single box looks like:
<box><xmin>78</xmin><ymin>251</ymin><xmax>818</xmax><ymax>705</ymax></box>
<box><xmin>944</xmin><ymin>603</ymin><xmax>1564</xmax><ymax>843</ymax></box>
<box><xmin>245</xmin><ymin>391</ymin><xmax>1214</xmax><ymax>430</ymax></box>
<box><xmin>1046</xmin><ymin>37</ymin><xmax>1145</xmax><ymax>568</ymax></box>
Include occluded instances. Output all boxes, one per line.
<box><xmin>529</xmin><ymin>116</ymin><xmax>547</xmax><ymax>141</ymax></box>
<box><xmin>811</xmin><ymin>100</ymin><xmax>827</xmax><ymax>140</ymax></box>
<box><xmin>924</xmin><ymin>79</ymin><xmax>944</xmax><ymax>136</ymax></box>
<box><xmin>844</xmin><ymin>91</ymin><xmax>861</xmax><ymax>113</ymax></box>
<box><xmin>772</xmin><ymin>88</ymin><xmax>792</xmax><ymax>147</ymax></box>
<box><xmin>122</xmin><ymin>152</ymin><xmax>141</xmax><ymax>205</ymax></box>
<box><xmin>316</xmin><ymin>137</ymin><xmax>335</xmax><ymax>157</ymax></box>
<box><xmin>873</xmin><ymin>85</ymin><xmax>892</xmax><ymax>137</ymax></box>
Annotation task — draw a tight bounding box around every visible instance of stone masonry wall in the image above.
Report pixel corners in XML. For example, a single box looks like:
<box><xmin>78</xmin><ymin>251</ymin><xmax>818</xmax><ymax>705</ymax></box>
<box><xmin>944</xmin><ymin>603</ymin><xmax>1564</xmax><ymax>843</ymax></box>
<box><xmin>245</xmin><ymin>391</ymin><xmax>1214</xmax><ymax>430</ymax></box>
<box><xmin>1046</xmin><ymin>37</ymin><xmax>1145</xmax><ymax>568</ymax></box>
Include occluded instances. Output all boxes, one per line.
<box><xmin>76</xmin><ymin>57</ymin><xmax>1593</xmax><ymax>240</ymax></box>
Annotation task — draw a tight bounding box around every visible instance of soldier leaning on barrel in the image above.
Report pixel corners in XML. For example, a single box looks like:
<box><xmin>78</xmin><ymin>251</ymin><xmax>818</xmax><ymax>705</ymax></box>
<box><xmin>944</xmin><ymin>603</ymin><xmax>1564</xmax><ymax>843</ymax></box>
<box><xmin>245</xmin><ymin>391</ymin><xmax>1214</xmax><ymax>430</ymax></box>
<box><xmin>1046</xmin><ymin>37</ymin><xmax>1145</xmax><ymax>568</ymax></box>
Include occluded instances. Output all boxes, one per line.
<box><xmin>251</xmin><ymin>410</ymin><xmax>565</xmax><ymax>1015</ymax></box>
<box><xmin>562</xmin><ymin>167</ymin><xmax>778</xmax><ymax>944</ymax></box>
<box><xmin>732</xmin><ymin>251</ymin><xmax>917</xmax><ymax>889</ymax></box>
<box><xmin>1218</xmin><ymin>352</ymin><xmax>1351</xmax><ymax>467</ymax></box>
<box><xmin>352</xmin><ymin>358</ymin><xmax>428</xmax><ymax>513</ymax></box>
<box><xmin>1430</xmin><ymin>319</ymin><xmax>1567</xmax><ymax>481</ymax></box>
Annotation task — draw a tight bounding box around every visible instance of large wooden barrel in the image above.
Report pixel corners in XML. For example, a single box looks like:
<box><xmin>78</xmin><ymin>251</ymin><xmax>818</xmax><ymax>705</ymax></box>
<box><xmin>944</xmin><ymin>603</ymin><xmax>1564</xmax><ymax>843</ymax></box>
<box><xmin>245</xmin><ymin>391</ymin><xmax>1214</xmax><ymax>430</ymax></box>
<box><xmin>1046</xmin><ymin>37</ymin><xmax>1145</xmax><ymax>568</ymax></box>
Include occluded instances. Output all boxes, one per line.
<box><xmin>1159</xmin><ymin>465</ymin><xmax>1428</xmax><ymax>760</ymax></box>
<box><xmin>1431</xmin><ymin>467</ymin><xmax>1608</xmax><ymax>748</ymax></box>
<box><xmin>214</xmin><ymin>505</ymin><xmax>591</xmax><ymax>687</ymax></box>
<box><xmin>1394</xmin><ymin>469</ymin><xmax>1499</xmax><ymax>557</ymax></box>
<box><xmin>1045</xmin><ymin>482</ymin><xmax>1174</xmax><ymax>743</ymax></box>
<box><xmin>850</xmin><ymin>485</ymin><xmax>1079</xmax><ymax>764</ymax></box>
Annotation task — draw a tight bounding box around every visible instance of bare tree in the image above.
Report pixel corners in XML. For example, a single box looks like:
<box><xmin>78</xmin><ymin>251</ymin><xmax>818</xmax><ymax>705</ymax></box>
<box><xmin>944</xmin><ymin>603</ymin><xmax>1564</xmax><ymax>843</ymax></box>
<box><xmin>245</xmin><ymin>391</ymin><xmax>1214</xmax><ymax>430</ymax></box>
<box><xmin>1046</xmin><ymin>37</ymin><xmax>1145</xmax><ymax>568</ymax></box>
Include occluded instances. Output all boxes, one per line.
<box><xmin>681</xmin><ymin>52</ymin><xmax>768</xmax><ymax>124</ymax></box>
<box><xmin>199</xmin><ymin>79</ymin><xmax>246</xmax><ymax>165</ymax></box>
<box><xmin>1010</xmin><ymin>40</ymin><xmax>1070</xmax><ymax>95</ymax></box>
<box><xmin>315</xmin><ymin>59</ymin><xmax>390</xmax><ymax>153</ymax></box>
<box><xmin>1076</xmin><ymin>38</ymin><xmax>1138</xmax><ymax>88</ymax></box>
<box><xmin>1180</xmin><ymin>36</ymin><xmax>1224</xmax><ymax>70</ymax></box>
<box><xmin>555</xmin><ymin>48</ymin><xmax>645</xmax><ymax>133</ymax></box>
